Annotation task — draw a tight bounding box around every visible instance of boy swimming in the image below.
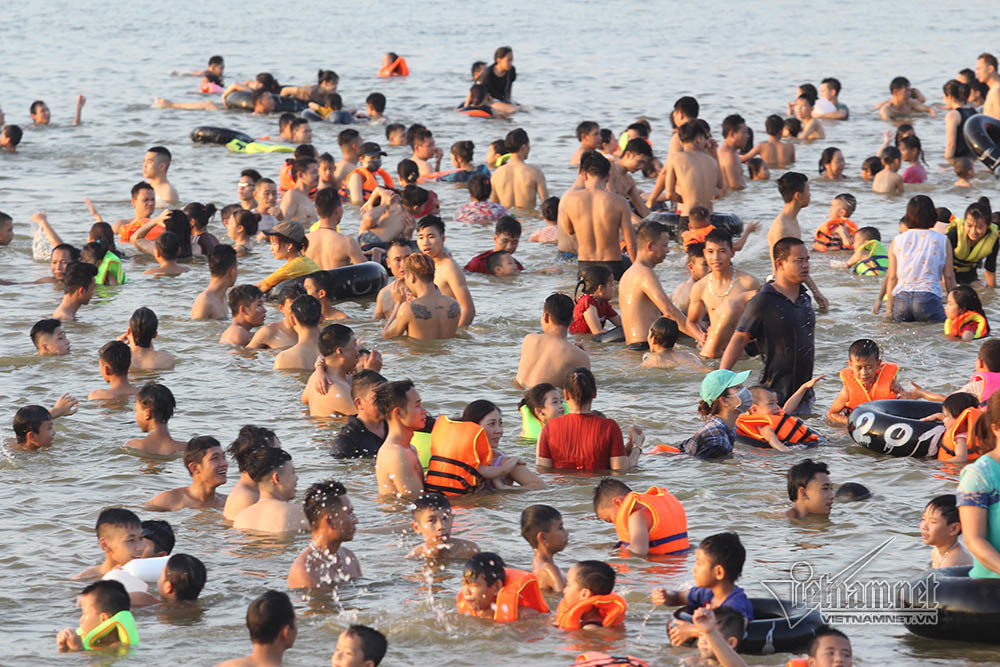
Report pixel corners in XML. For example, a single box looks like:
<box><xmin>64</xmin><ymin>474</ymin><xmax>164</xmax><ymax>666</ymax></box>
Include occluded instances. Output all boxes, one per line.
<box><xmin>406</xmin><ymin>492</ymin><xmax>480</xmax><ymax>560</ymax></box>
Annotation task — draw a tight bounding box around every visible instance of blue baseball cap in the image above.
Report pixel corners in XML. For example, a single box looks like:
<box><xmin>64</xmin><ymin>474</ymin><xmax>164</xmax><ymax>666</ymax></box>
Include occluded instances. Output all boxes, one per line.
<box><xmin>700</xmin><ymin>369</ymin><xmax>752</xmax><ymax>403</ymax></box>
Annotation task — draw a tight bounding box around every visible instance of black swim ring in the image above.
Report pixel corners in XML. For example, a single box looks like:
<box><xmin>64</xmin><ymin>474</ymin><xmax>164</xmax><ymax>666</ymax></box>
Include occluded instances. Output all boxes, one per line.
<box><xmin>190</xmin><ymin>126</ymin><xmax>254</xmax><ymax>145</ymax></box>
<box><xmin>643</xmin><ymin>212</ymin><xmax>745</xmax><ymax>241</ymax></box>
<box><xmin>899</xmin><ymin>566</ymin><xmax>1000</xmax><ymax>644</ymax></box>
<box><xmin>269</xmin><ymin>262</ymin><xmax>388</xmax><ymax>302</ymax></box>
<box><xmin>674</xmin><ymin>598</ymin><xmax>822</xmax><ymax>654</ymax></box>
<box><xmin>591</xmin><ymin>326</ymin><xmax>625</xmax><ymax>344</ymax></box>
<box><xmin>962</xmin><ymin>114</ymin><xmax>1000</xmax><ymax>172</ymax></box>
<box><xmin>846</xmin><ymin>400</ymin><xmax>944</xmax><ymax>457</ymax></box>
<box><xmin>224</xmin><ymin>90</ymin><xmax>306</xmax><ymax>113</ymax></box>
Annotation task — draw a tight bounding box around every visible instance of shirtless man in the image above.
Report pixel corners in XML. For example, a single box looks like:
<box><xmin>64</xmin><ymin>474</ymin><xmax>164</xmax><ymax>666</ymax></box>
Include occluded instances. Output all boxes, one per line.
<box><xmin>191</xmin><ymin>245</ymin><xmax>237</xmax><ymax>320</ymax></box>
<box><xmin>610</xmin><ymin>139</ymin><xmax>653</xmax><ymax>219</ymax></box>
<box><xmin>560</xmin><ymin>151</ymin><xmax>636</xmax><ymax>280</ymax></box>
<box><xmin>113</xmin><ymin>182</ymin><xmax>156</xmax><ymax>243</ymax></box>
<box><xmin>216</xmin><ymin>591</ymin><xmax>297</xmax><ymax>667</ymax></box>
<box><xmin>742</xmin><ymin>115</ymin><xmax>795</xmax><ymax>169</ymax></box>
<box><xmin>124</xmin><ymin>307</ymin><xmax>176</xmax><ymax>371</ymax></box>
<box><xmin>52</xmin><ymin>261</ymin><xmax>96</xmax><ymax>322</ymax></box>
<box><xmin>143</xmin><ymin>146</ymin><xmax>178</xmax><ymax>205</ymax></box>
<box><xmin>717</xmin><ymin>114</ymin><xmax>748</xmax><ymax>191</ymax></box>
<box><xmin>687</xmin><ymin>229</ymin><xmax>761</xmax><ymax>358</ymax></box>
<box><xmin>123</xmin><ymin>383</ymin><xmax>187</xmax><ymax>455</ymax></box>
<box><xmin>220</xmin><ymin>285</ymin><xmax>267</xmax><ymax>346</ymax></box>
<box><xmin>410</xmin><ymin>127</ymin><xmax>443</xmax><ymax>176</ymax></box>
<box><xmin>490</xmin><ymin>128</ymin><xmax>548</xmax><ymax>210</ymax></box>
<box><xmin>382</xmin><ymin>252</ymin><xmax>460</xmax><ymax>340</ymax></box>
<box><xmin>288</xmin><ymin>480</ymin><xmax>361</xmax><ymax>588</ymax></box>
<box><xmin>280</xmin><ymin>159</ymin><xmax>318</xmax><ymax>225</ymax></box>
<box><xmin>570</xmin><ymin>121</ymin><xmax>601</xmax><ymax>166</ymax></box>
<box><xmin>305</xmin><ymin>189</ymin><xmax>365</xmax><ymax>269</ymax></box>
<box><xmin>671</xmin><ymin>242</ymin><xmax>710</xmax><ymax>317</ymax></box>
<box><xmin>233</xmin><ymin>447</ymin><xmax>308</xmax><ymax>534</ymax></box>
<box><xmin>977</xmin><ymin>53</ymin><xmax>1000</xmax><ymax>120</ymax></box>
<box><xmin>514</xmin><ymin>293</ymin><xmax>590</xmax><ymax>388</ymax></box>
<box><xmin>416</xmin><ymin>216</ymin><xmax>475</xmax><ymax>326</ymax></box>
<box><xmin>274</xmin><ymin>295</ymin><xmax>323</xmax><ymax>371</ymax></box>
<box><xmin>374</xmin><ymin>241</ymin><xmax>412</xmax><ymax>319</ymax></box>
<box><xmin>247</xmin><ymin>284</ymin><xmax>304</xmax><ymax>350</ymax></box>
<box><xmin>667</xmin><ymin>96</ymin><xmax>699</xmax><ymax>155</ymax></box>
<box><xmin>619</xmin><ymin>220</ymin><xmax>705</xmax><ymax>349</ymax></box>
<box><xmin>359</xmin><ymin>187</ymin><xmax>417</xmax><ymax>245</ymax></box>
<box><xmin>877</xmin><ymin>76</ymin><xmax>935</xmax><ymax>121</ymax></box>
<box><xmin>654</xmin><ymin>122</ymin><xmax>723</xmax><ymax>214</ymax></box>
<box><xmin>373</xmin><ymin>380</ymin><xmax>427</xmax><ymax>500</ymax></box>
<box><xmin>253</xmin><ymin>178</ymin><xmax>282</xmax><ymax>232</ymax></box>
<box><xmin>146</xmin><ymin>436</ymin><xmax>228</xmax><ymax>511</ymax></box>
<box><xmin>334</xmin><ymin>129</ymin><xmax>362</xmax><ymax>184</ymax></box>
<box><xmin>767</xmin><ymin>172</ymin><xmax>828</xmax><ymax>309</ymax></box>
<box><xmin>302</xmin><ymin>324</ymin><xmax>361</xmax><ymax>416</ymax></box>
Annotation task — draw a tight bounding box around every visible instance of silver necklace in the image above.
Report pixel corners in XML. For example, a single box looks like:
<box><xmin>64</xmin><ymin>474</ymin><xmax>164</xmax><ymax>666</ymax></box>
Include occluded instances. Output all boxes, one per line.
<box><xmin>708</xmin><ymin>271</ymin><xmax>735</xmax><ymax>298</ymax></box>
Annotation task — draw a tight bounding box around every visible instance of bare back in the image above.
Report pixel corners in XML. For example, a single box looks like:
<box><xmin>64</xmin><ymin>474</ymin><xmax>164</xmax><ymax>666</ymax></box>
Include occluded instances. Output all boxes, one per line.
<box><xmin>306</xmin><ymin>227</ymin><xmax>365</xmax><ymax>269</ymax></box>
<box><xmin>560</xmin><ymin>188</ymin><xmax>633</xmax><ymax>262</ymax></box>
<box><xmin>491</xmin><ymin>161</ymin><xmax>548</xmax><ymax>210</ymax></box>
<box><xmin>717</xmin><ymin>144</ymin><xmax>746</xmax><ymax>190</ymax></box>
<box><xmin>375</xmin><ymin>442</ymin><xmax>425</xmax><ymax>498</ymax></box>
<box><xmin>666</xmin><ymin>151</ymin><xmax>722</xmax><ymax>212</ymax></box>
<box><xmin>232</xmin><ymin>498</ymin><xmax>307</xmax><ymax>534</ymax></box>
<box><xmin>515</xmin><ymin>332</ymin><xmax>590</xmax><ymax>388</ymax></box>
<box><xmin>619</xmin><ymin>262</ymin><xmax>673</xmax><ymax>344</ymax></box>
<box><xmin>402</xmin><ymin>292</ymin><xmax>460</xmax><ymax>339</ymax></box>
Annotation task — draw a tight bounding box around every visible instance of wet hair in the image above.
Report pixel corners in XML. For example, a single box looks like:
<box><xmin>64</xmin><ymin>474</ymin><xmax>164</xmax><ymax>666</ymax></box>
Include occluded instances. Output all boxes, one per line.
<box><xmin>493</xmin><ymin>46</ymin><xmax>513</xmax><ymax>62</ymax></box>
<box><xmin>943</xmin><ymin>79</ymin><xmax>970</xmax><ymax>103</ymax></box>
<box><xmin>318</xmin><ymin>323</ymin><xmax>354</xmax><ymax>357</ymax></box>
<box><xmin>256</xmin><ymin>72</ymin><xmax>280</xmax><ymax>93</ymax></box>
<box><xmin>290</xmin><ymin>295</ymin><xmax>322</xmax><ymax>327</ymax></box>
<box><xmin>543</xmin><ymin>292</ymin><xmax>574</xmax><ymax>327</ymax></box>
<box><xmin>208</xmin><ymin>244</ymin><xmax>237</xmax><ymax>277</ymax></box>
<box><xmin>808</xmin><ymin>626</ymin><xmax>850</xmax><ymax>657</ymax></box>
<box><xmin>228</xmin><ymin>283</ymin><xmax>264</xmax><ymax>316</ymax></box>
<box><xmin>575</xmin><ymin>264</ymin><xmax>612</xmax><ymax>299</ymax></box>
<box><xmin>99</xmin><ymin>340</ymin><xmax>131</xmax><ymax>376</ymax></box>
<box><xmin>95</xmin><ymin>507</ymin><xmax>141</xmax><ymax>538</ymax></box>
<box><xmin>461</xmin><ymin>399</ymin><xmax>499</xmax><ymax>426</ymax></box>
<box><xmin>12</xmin><ymin>405</ymin><xmax>51</xmax><ymax>443</ymax></box>
<box><xmin>247</xmin><ymin>590</ymin><xmax>295</xmax><ymax>645</ymax></box>
<box><xmin>405</xmin><ymin>124</ymin><xmax>427</xmax><ymax>147</ymax></box>
<box><xmin>673</xmin><ymin>96</ymin><xmax>699</xmax><ymax>119</ymax></box>
<box><xmin>579</xmin><ymin>150</ymin><xmax>611</xmax><ymax>178</ymax></box>
<box><xmin>137</xmin><ymin>382</ymin><xmax>175</xmax><ymax>423</ymax></box>
<box><xmin>648</xmin><ymin>317</ymin><xmax>679</xmax><ymax>349</ymax></box>
<box><xmin>966</xmin><ymin>198</ymin><xmax>992</xmax><ymax>224</ymax></box>
<box><xmin>687</xmin><ymin>242</ymin><xmax>706</xmax><ymax>260</ymax></box>
<box><xmin>593</xmin><ymin>477</ymin><xmax>633</xmax><ymax>511</ymax></box>
<box><xmin>495</xmin><ymin>216</ymin><xmax>521</xmax><ymax>239</ymax></box>
<box><xmin>519</xmin><ymin>383</ymin><xmax>559</xmax><ymax>421</ymax></box>
<box><xmin>505</xmin><ymin>128</ymin><xmax>530</xmax><ymax>153</ymax></box>
<box><xmin>636</xmin><ymin>219</ymin><xmax>668</xmax><ymax>247</ymax></box>
<box><xmin>1</xmin><ymin>124</ymin><xmax>23</xmax><ymax>147</ymax></box>
<box><xmin>29</xmin><ymin>318</ymin><xmax>62</xmax><ymax>348</ymax></box>
<box><xmin>764</xmin><ymin>114</ymin><xmax>785</xmax><ymax>137</ymax></box>
<box><xmin>163</xmin><ymin>553</ymin><xmax>207</xmax><ymax>601</ymax></box>
<box><xmin>576</xmin><ymin>121</ymin><xmax>600</xmax><ymax>141</ymax></box>
<box><xmin>677</xmin><ymin>121</ymin><xmax>705</xmax><ymax>144</ymax></box>
<box><xmin>303</xmin><ymin>479</ymin><xmax>349</xmax><ymax>529</ymax></box>
<box><xmin>147</xmin><ymin>145</ymin><xmax>172</xmax><ymax>167</ymax></box>
<box><xmin>835</xmin><ymin>482</ymin><xmax>871</xmax><ymax>502</ymax></box>
<box><xmin>905</xmin><ymin>195</ymin><xmax>936</xmax><ymax>229</ymax></box>
<box><xmin>290</xmin><ymin>158</ymin><xmax>316</xmax><ymax>182</ymax></box>
<box><xmin>832</xmin><ymin>193</ymin><xmax>857</xmax><ymax>217</ymax></box>
<box><xmin>63</xmin><ymin>260</ymin><xmax>97</xmax><ymax>294</ymax></box>
<box><xmin>520</xmin><ymin>505</ymin><xmax>561</xmax><ymax>548</ymax></box>
<box><xmin>889</xmin><ymin>76</ymin><xmax>910</xmax><ymax>93</ymax></box>
<box><xmin>855</xmin><ymin>226</ymin><xmax>881</xmax><ymax>243</ymax></box>
<box><xmin>345</xmin><ymin>625</ymin><xmax>387</xmax><ymax>666</ymax></box>
<box><xmin>721</xmin><ymin>114</ymin><xmax>745</xmax><ymax>138</ymax></box>
<box><xmin>245</xmin><ymin>447</ymin><xmax>292</xmax><ymax>483</ymax></box>
<box><xmin>942</xmin><ymin>392</ymin><xmax>980</xmax><ymax>422</ymax></box>
<box><xmin>565</xmin><ymin>367</ymin><xmax>597</xmax><ymax>404</ymax></box>
<box><xmin>600</xmin><ymin>128</ymin><xmax>614</xmax><ymax>146</ymax></box>
<box><xmin>385</xmin><ymin>123</ymin><xmax>405</xmax><ymax>141</ymax></box>
<box><xmin>366</xmin><ymin>92</ymin><xmax>386</xmax><ymax>114</ymax></box>
<box><xmin>351</xmin><ymin>369</ymin><xmax>386</xmax><ymax>402</ymax></box>
<box><xmin>747</xmin><ymin>157</ymin><xmax>767</xmax><ymax>179</ymax></box>
<box><xmin>787</xmin><ymin>458</ymin><xmax>830</xmax><ymax>501</ymax></box>
<box><xmin>278</xmin><ymin>113</ymin><xmax>296</xmax><ymax>132</ymax></box>
<box><xmin>397</xmin><ymin>159</ymin><xmax>419</xmax><ymax>185</ymax></box>
<box><xmin>412</xmin><ymin>491</ymin><xmax>451</xmax><ymax>517</ymax></box>
<box><xmin>862</xmin><ymin>155</ymin><xmax>883</xmax><ymax>177</ymax></box>
<box><xmin>183</xmin><ymin>435</ymin><xmax>222</xmax><ymax>473</ymax></box>
<box><xmin>374</xmin><ymin>379</ymin><xmax>416</xmax><ymax>419</ymax></box>
<box><xmin>141</xmin><ymin>519</ymin><xmax>175</xmax><ymax>554</ymax></box>
<box><xmin>278</xmin><ymin>281</ymin><xmax>307</xmax><ymax>306</ymax></box>
<box><xmin>401</xmin><ymin>185</ymin><xmax>430</xmax><ymax>212</ymax></box>
<box><xmin>777</xmin><ymin>171</ymin><xmax>808</xmax><ymax>202</ymax></box>
<box><xmin>155</xmin><ymin>231</ymin><xmax>180</xmax><ymax>261</ymax></box>
<box><xmin>698</xmin><ymin>532</ymin><xmax>745</xmax><ymax>582</ymax></box>
<box><xmin>338</xmin><ymin>128</ymin><xmax>361</xmax><ymax>147</ymax></box>
<box><xmin>818</xmin><ymin>147</ymin><xmax>842</xmax><ymax>176</ymax></box>
<box><xmin>129</xmin><ymin>307</ymin><xmax>159</xmax><ymax>348</ymax></box>
<box><xmin>880</xmin><ymin>145</ymin><xmax>901</xmax><ymax>167</ymax></box>
<box><xmin>227</xmin><ymin>425</ymin><xmax>278</xmax><ymax>472</ymax></box>
<box><xmin>980</xmin><ymin>52</ymin><xmax>999</xmax><ymax>70</ymax></box>
<box><xmin>409</xmin><ymin>127</ymin><xmax>433</xmax><ymax>149</ymax></box>
<box><xmin>184</xmin><ymin>202</ymin><xmax>217</xmax><ymax>232</ymax></box>
<box><xmin>416</xmin><ymin>214</ymin><xmax>445</xmax><ymax>236</ymax></box>
<box><xmin>318</xmin><ymin>69</ymin><xmax>339</xmax><ymax>86</ymax></box>
<box><xmin>541</xmin><ymin>196</ymin><xmax>559</xmax><ymax>222</ymax></box>
<box><xmin>89</xmin><ymin>222</ymin><xmax>120</xmax><ymax>257</ymax></box>
<box><xmin>30</xmin><ymin>100</ymin><xmax>47</xmax><ymax>115</ymax></box>
<box><xmin>848</xmin><ymin>338</ymin><xmax>880</xmax><ymax>361</ymax></box>
<box><xmin>485</xmin><ymin>250</ymin><xmax>513</xmax><ymax>275</ymax></box>
<box><xmin>165</xmin><ymin>210</ymin><xmax>192</xmax><ymax>258</ymax></box>
<box><xmin>313</xmin><ymin>188</ymin><xmax>343</xmax><ymax>219</ymax></box>
<box><xmin>81</xmin><ymin>243</ymin><xmax>107</xmax><ymax>270</ymax></box>
<box><xmin>463</xmin><ymin>552</ymin><xmax>505</xmax><ymax>587</ymax></box>
<box><xmin>925</xmin><ymin>493</ymin><xmax>960</xmax><ymax>525</ymax></box>
<box><xmin>821</xmin><ymin>77</ymin><xmax>841</xmax><ymax>94</ymax></box>
<box><xmin>899</xmin><ymin>134</ymin><xmax>926</xmax><ymax>166</ymax></box>
<box><xmin>232</xmin><ymin>209</ymin><xmax>260</xmax><ymax>237</ymax></box>
<box><xmin>468</xmin><ymin>173</ymin><xmax>492</xmax><ymax>202</ymax></box>
<box><xmin>572</xmin><ymin>561</ymin><xmax>615</xmax><ymax>595</ymax></box>
<box><xmin>404</xmin><ymin>252</ymin><xmax>435</xmax><ymax>282</ymax></box>
<box><xmin>80</xmin><ymin>580</ymin><xmax>131</xmax><ymax>617</ymax></box>
<box><xmin>949</xmin><ymin>285</ymin><xmax>989</xmax><ymax>333</ymax></box>
<box><xmin>772</xmin><ymin>237</ymin><xmax>805</xmax><ymax>264</ymax></box>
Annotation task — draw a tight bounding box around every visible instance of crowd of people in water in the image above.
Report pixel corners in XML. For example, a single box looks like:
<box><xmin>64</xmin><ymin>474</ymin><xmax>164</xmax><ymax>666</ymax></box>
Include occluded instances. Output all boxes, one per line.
<box><xmin>7</xmin><ymin>46</ymin><xmax>1000</xmax><ymax>666</ymax></box>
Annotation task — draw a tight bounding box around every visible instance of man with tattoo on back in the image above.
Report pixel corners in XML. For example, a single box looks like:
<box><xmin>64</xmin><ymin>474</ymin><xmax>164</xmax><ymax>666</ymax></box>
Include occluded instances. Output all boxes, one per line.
<box><xmin>382</xmin><ymin>253</ymin><xmax>460</xmax><ymax>340</ymax></box>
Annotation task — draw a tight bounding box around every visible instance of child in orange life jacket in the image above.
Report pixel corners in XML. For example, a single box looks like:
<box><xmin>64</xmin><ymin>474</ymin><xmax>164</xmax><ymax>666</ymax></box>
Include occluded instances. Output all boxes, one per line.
<box><xmin>826</xmin><ymin>339</ymin><xmax>907</xmax><ymax>426</ymax></box>
<box><xmin>920</xmin><ymin>494</ymin><xmax>974</xmax><ymax>569</ymax></box>
<box><xmin>555</xmin><ymin>560</ymin><xmax>627</xmax><ymax>630</ymax></box>
<box><xmin>691</xmin><ymin>607</ymin><xmax>750</xmax><ymax>667</ymax></box>
<box><xmin>923</xmin><ymin>392</ymin><xmax>983</xmax><ymax>462</ymax></box>
<box><xmin>406</xmin><ymin>492</ymin><xmax>479</xmax><ymax>560</ymax></box>
<box><xmin>520</xmin><ymin>504</ymin><xmax>568</xmax><ymax>592</ymax></box>
<box><xmin>735</xmin><ymin>378</ymin><xmax>824</xmax><ymax>451</ymax></box>
<box><xmin>592</xmin><ymin>477</ymin><xmax>689</xmax><ymax>557</ymax></box>
<box><xmin>813</xmin><ymin>193</ymin><xmax>857</xmax><ymax>252</ymax></box>
<box><xmin>682</xmin><ymin>206</ymin><xmax>755</xmax><ymax>253</ymax></box>
<box><xmin>944</xmin><ymin>285</ymin><xmax>990</xmax><ymax>341</ymax></box>
<box><xmin>457</xmin><ymin>552</ymin><xmax>548</xmax><ymax>622</ymax></box>
<box><xmin>651</xmin><ymin>532</ymin><xmax>753</xmax><ymax>646</ymax></box>
<box><xmin>912</xmin><ymin>338</ymin><xmax>1000</xmax><ymax>406</ymax></box>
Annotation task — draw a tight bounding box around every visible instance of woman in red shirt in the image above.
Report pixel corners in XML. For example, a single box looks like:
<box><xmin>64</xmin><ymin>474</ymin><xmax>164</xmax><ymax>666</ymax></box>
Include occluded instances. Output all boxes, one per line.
<box><xmin>535</xmin><ymin>368</ymin><xmax>643</xmax><ymax>471</ymax></box>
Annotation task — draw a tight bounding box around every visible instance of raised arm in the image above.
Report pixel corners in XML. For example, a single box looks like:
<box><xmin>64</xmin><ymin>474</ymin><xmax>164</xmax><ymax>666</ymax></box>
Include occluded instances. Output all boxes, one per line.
<box><xmin>73</xmin><ymin>94</ymin><xmax>85</xmax><ymax>126</ymax></box>
<box><xmin>30</xmin><ymin>211</ymin><xmax>65</xmax><ymax>248</ymax></box>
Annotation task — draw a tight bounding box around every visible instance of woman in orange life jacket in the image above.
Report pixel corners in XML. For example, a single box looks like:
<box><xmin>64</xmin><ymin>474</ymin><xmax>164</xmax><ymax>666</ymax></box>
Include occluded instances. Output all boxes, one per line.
<box><xmin>944</xmin><ymin>285</ymin><xmax>990</xmax><ymax>341</ymax></box>
<box><xmin>461</xmin><ymin>400</ymin><xmax>545</xmax><ymax>491</ymax></box>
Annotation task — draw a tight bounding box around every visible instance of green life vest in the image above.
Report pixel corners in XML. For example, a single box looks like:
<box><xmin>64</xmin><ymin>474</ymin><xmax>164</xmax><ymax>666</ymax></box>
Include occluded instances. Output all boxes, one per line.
<box><xmin>80</xmin><ymin>610</ymin><xmax>139</xmax><ymax>650</ymax></box>
<box><xmin>853</xmin><ymin>240</ymin><xmax>888</xmax><ymax>276</ymax></box>
<box><xmin>96</xmin><ymin>251</ymin><xmax>127</xmax><ymax>285</ymax></box>
<box><xmin>226</xmin><ymin>139</ymin><xmax>295</xmax><ymax>154</ymax></box>
<box><xmin>518</xmin><ymin>401</ymin><xmax>570</xmax><ymax>442</ymax></box>
<box><xmin>950</xmin><ymin>219</ymin><xmax>999</xmax><ymax>273</ymax></box>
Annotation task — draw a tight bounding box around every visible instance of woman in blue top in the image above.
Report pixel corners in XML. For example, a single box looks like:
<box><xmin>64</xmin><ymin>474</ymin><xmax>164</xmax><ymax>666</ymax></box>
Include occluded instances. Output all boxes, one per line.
<box><xmin>958</xmin><ymin>392</ymin><xmax>1000</xmax><ymax>577</ymax></box>
<box><xmin>681</xmin><ymin>369</ymin><xmax>751</xmax><ymax>459</ymax></box>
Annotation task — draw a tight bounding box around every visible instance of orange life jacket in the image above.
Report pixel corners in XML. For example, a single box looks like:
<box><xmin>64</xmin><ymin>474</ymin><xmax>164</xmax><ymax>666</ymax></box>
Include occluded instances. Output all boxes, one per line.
<box><xmin>613</xmin><ymin>487</ymin><xmax>689</xmax><ymax>555</ymax></box>
<box><xmin>735</xmin><ymin>410</ymin><xmax>820</xmax><ymax>445</ymax></box>
<box><xmin>377</xmin><ymin>57</ymin><xmax>410</xmax><ymax>78</ymax></box>
<box><xmin>939</xmin><ymin>407</ymin><xmax>985</xmax><ymax>462</ymax></box>
<box><xmin>456</xmin><ymin>105</ymin><xmax>493</xmax><ymax>118</ymax></box>
<box><xmin>456</xmin><ymin>568</ymin><xmax>549</xmax><ymax>622</ymax></box>
<box><xmin>813</xmin><ymin>218</ymin><xmax>858</xmax><ymax>252</ymax></box>
<box><xmin>944</xmin><ymin>311</ymin><xmax>989</xmax><ymax>340</ymax></box>
<box><xmin>424</xmin><ymin>416</ymin><xmax>493</xmax><ymax>496</ymax></box>
<box><xmin>840</xmin><ymin>362</ymin><xmax>899</xmax><ymax>412</ymax></box>
<box><xmin>556</xmin><ymin>593</ymin><xmax>627</xmax><ymax>630</ymax></box>
<box><xmin>681</xmin><ymin>224</ymin><xmax>715</xmax><ymax>251</ymax></box>
<box><xmin>337</xmin><ymin>167</ymin><xmax>394</xmax><ymax>202</ymax></box>
<box><xmin>279</xmin><ymin>161</ymin><xmax>318</xmax><ymax>199</ymax></box>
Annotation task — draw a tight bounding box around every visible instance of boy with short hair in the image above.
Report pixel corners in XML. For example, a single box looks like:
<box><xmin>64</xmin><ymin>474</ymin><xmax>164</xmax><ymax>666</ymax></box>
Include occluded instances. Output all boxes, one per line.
<box><xmin>288</xmin><ymin>479</ymin><xmax>361</xmax><ymax>587</ymax></box>
<box><xmin>274</xmin><ymin>294</ymin><xmax>323</xmax><ymax>370</ymax></box>
<box><xmin>735</xmin><ymin>378</ymin><xmax>823</xmax><ymax>450</ymax></box>
<box><xmin>786</xmin><ymin>458</ymin><xmax>834</xmax><ymax>519</ymax></box>
<box><xmin>191</xmin><ymin>244</ymin><xmax>238</xmax><ymax>320</ymax></box>
<box><xmin>555</xmin><ymin>560</ymin><xmax>626</xmax><ymax>630</ymax></box>
<box><xmin>75</xmin><ymin>508</ymin><xmax>145</xmax><ymax>580</ymax></box>
<box><xmin>407</xmin><ymin>492</ymin><xmax>480</xmax><ymax>560</ymax></box>
<box><xmin>304</xmin><ymin>270</ymin><xmax>348</xmax><ymax>322</ymax></box>
<box><xmin>690</xmin><ymin>606</ymin><xmax>750</xmax><ymax>667</ymax></box>
<box><xmin>529</xmin><ymin>195</ymin><xmax>560</xmax><ymax>244</ymax></box>
<box><xmin>827</xmin><ymin>338</ymin><xmax>906</xmax><ymax>425</ymax></box>
<box><xmin>878</xmin><ymin>76</ymin><xmax>935</xmax><ymax>120</ymax></box>
<box><xmin>373</xmin><ymin>380</ymin><xmax>427</xmax><ymax>499</ymax></box>
<box><xmin>807</xmin><ymin>625</ymin><xmax>853</xmax><ymax>667</ymax></box>
<box><xmin>144</xmin><ymin>231</ymin><xmax>189</xmax><ymax>276</ymax></box>
<box><xmin>465</xmin><ymin>216</ymin><xmax>525</xmax><ymax>274</ymax></box>
<box><xmin>385</xmin><ymin>123</ymin><xmax>406</xmax><ymax>147</ymax></box>
<box><xmin>652</xmin><ymin>532</ymin><xmax>753</xmax><ymax>645</ymax></box>
<box><xmin>366</xmin><ymin>92</ymin><xmax>387</xmax><ymax>123</ymax></box>
<box><xmin>417</xmin><ymin>216</ymin><xmax>476</xmax><ymax>325</ymax></box>
<box><xmin>954</xmin><ymin>157</ymin><xmax>974</xmax><ymax>188</ymax></box>
<box><xmin>641</xmin><ymin>316</ymin><xmax>704</xmax><ymax>370</ymax></box>
<box><xmin>30</xmin><ymin>318</ymin><xmax>71</xmax><ymax>356</ymax></box>
<box><xmin>220</xmin><ymin>285</ymin><xmax>267</xmax><ymax>346</ymax></box>
<box><xmin>0</xmin><ymin>124</ymin><xmax>23</xmax><ymax>152</ymax></box>
<box><xmin>248</xmin><ymin>283</ymin><xmax>305</xmax><ymax>350</ymax></box>
<box><xmin>766</xmin><ymin>171</ymin><xmax>828</xmax><ymax>309</ymax></box>
<box><xmin>11</xmin><ymin>394</ymin><xmax>78</xmax><ymax>450</ymax></box>
<box><xmin>217</xmin><ymin>590</ymin><xmax>297</xmax><ymax>667</ymax></box>
<box><xmin>794</xmin><ymin>95</ymin><xmax>825</xmax><ymax>142</ymax></box>
<box><xmin>52</xmin><ymin>260</ymin><xmax>97</xmax><ymax>321</ymax></box>
<box><xmin>124</xmin><ymin>382</ymin><xmax>187</xmax><ymax>455</ymax></box>
<box><xmin>332</xmin><ymin>625</ymin><xmax>388</xmax><ymax>667</ymax></box>
<box><xmin>140</xmin><ymin>519</ymin><xmax>174</xmax><ymax>557</ymax></box>
<box><xmin>302</xmin><ymin>324</ymin><xmax>361</xmax><ymax>416</ymax></box>
<box><xmin>158</xmin><ymin>553</ymin><xmax>207</xmax><ymax>602</ymax></box>
<box><xmin>843</xmin><ymin>227</ymin><xmax>888</xmax><ymax>277</ymax></box>
<box><xmin>374</xmin><ymin>240</ymin><xmax>412</xmax><ymax>320</ymax></box>
<box><xmin>147</xmin><ymin>436</ymin><xmax>229</xmax><ymax>510</ymax></box>
<box><xmin>872</xmin><ymin>146</ymin><xmax>904</xmax><ymax>195</ymax></box>
<box><xmin>56</xmin><ymin>580</ymin><xmax>139</xmax><ymax>652</ymax></box>
<box><xmin>88</xmin><ymin>341</ymin><xmax>138</xmax><ymax>400</ymax></box>
<box><xmin>457</xmin><ymin>552</ymin><xmax>549</xmax><ymax>621</ymax></box>
<box><xmin>331</xmin><ymin>371</ymin><xmax>388</xmax><ymax>459</ymax></box>
<box><xmin>515</xmin><ymin>293</ymin><xmax>591</xmax><ymax>388</ymax></box>
<box><xmin>921</xmin><ymin>494</ymin><xmax>974</xmax><ymax>568</ymax></box>
<box><xmin>125</xmin><ymin>306</ymin><xmax>176</xmax><ymax>370</ymax></box>
<box><xmin>592</xmin><ymin>477</ymin><xmax>688</xmax><ymax>556</ymax></box>
<box><xmin>813</xmin><ymin>194</ymin><xmax>857</xmax><ymax>252</ymax></box>
<box><xmin>742</xmin><ymin>114</ymin><xmax>794</xmax><ymax>168</ymax></box>
<box><xmin>520</xmin><ymin>504</ymin><xmax>567</xmax><ymax>592</ymax></box>
<box><xmin>223</xmin><ymin>425</ymin><xmax>280</xmax><ymax>521</ymax></box>
<box><xmin>233</xmin><ymin>447</ymin><xmax>308</xmax><ymax>534</ymax></box>
<box><xmin>485</xmin><ymin>250</ymin><xmax>520</xmax><ymax>277</ymax></box>
<box><xmin>671</xmin><ymin>242</ymin><xmax>709</xmax><ymax>317</ymax></box>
